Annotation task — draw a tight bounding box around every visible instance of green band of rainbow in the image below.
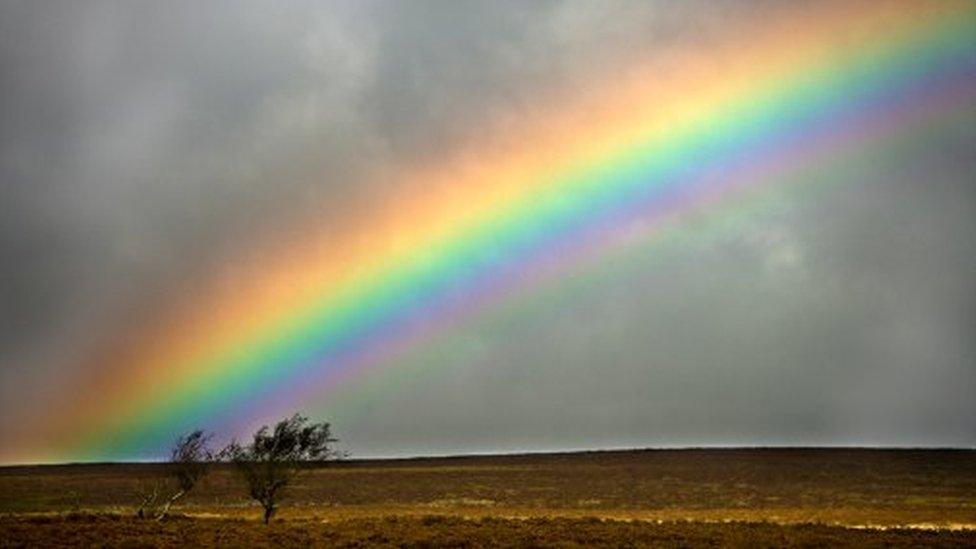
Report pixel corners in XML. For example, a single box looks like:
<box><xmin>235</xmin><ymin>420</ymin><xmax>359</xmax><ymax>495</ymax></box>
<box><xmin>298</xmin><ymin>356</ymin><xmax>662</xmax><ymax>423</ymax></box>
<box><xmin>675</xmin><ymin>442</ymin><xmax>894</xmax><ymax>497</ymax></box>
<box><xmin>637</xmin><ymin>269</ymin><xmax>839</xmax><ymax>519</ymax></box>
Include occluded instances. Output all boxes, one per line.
<box><xmin>20</xmin><ymin>2</ymin><xmax>975</xmax><ymax>463</ymax></box>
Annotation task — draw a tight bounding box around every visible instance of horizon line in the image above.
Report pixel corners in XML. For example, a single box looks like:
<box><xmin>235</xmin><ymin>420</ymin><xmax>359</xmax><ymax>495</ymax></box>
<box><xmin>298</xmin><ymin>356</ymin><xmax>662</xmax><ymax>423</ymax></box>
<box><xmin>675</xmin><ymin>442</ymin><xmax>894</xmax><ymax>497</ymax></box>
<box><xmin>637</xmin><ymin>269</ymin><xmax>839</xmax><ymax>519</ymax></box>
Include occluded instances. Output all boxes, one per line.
<box><xmin>4</xmin><ymin>444</ymin><xmax>974</xmax><ymax>468</ymax></box>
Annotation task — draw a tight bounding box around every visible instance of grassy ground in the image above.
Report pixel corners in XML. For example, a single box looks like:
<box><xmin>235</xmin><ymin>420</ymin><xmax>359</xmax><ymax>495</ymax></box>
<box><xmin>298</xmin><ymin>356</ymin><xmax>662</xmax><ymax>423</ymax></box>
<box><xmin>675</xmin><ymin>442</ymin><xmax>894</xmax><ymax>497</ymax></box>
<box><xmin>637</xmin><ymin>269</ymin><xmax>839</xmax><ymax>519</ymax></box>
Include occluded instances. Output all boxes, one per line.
<box><xmin>2</xmin><ymin>449</ymin><xmax>974</xmax><ymax>546</ymax></box>
<box><xmin>4</xmin><ymin>513</ymin><xmax>976</xmax><ymax>548</ymax></box>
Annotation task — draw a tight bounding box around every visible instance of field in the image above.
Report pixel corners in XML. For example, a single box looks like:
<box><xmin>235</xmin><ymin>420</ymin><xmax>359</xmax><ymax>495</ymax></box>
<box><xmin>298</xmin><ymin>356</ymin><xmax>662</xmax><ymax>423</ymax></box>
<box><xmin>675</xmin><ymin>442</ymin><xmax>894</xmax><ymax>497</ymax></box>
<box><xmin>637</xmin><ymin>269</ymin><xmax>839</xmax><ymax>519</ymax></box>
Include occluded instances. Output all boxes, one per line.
<box><xmin>2</xmin><ymin>449</ymin><xmax>975</xmax><ymax>546</ymax></box>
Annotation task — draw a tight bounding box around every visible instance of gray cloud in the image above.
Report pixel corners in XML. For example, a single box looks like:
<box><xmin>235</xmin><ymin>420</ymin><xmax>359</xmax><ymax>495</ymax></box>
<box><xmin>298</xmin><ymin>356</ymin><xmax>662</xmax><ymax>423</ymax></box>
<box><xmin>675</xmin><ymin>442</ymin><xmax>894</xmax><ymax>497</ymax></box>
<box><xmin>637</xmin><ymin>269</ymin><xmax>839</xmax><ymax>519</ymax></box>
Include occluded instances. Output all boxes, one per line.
<box><xmin>325</xmin><ymin>105</ymin><xmax>976</xmax><ymax>456</ymax></box>
<box><xmin>1</xmin><ymin>1</ymin><xmax>973</xmax><ymax>457</ymax></box>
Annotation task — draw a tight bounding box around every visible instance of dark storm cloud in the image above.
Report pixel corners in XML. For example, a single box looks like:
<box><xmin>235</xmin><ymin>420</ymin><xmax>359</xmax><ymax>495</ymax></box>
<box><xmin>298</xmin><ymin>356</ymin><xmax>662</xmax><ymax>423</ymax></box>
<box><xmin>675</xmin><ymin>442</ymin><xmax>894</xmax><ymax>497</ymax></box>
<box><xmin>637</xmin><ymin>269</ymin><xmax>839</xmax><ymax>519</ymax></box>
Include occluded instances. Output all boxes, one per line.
<box><xmin>342</xmin><ymin>156</ymin><xmax>976</xmax><ymax>456</ymax></box>
<box><xmin>1</xmin><ymin>1</ymin><xmax>973</xmax><ymax>455</ymax></box>
<box><xmin>336</xmin><ymin>111</ymin><xmax>976</xmax><ymax>456</ymax></box>
<box><xmin>0</xmin><ymin>0</ymin><xmax>727</xmax><ymax>411</ymax></box>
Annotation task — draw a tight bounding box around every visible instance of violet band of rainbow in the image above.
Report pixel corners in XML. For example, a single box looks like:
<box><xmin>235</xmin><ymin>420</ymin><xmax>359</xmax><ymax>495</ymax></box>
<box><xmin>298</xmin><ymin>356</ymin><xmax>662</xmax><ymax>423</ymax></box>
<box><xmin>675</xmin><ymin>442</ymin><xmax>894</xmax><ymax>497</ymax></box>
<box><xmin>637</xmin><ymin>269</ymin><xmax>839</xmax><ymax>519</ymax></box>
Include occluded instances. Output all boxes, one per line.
<box><xmin>34</xmin><ymin>2</ymin><xmax>975</xmax><ymax>462</ymax></box>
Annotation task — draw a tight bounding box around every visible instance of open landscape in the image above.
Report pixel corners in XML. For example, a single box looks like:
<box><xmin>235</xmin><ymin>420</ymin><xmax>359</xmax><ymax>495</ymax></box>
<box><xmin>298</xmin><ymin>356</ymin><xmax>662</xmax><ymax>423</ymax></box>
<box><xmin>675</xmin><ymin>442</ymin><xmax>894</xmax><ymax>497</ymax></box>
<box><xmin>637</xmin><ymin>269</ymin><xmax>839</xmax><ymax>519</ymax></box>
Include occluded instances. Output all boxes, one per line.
<box><xmin>4</xmin><ymin>1</ymin><xmax>976</xmax><ymax>547</ymax></box>
<box><xmin>3</xmin><ymin>448</ymin><xmax>975</xmax><ymax>546</ymax></box>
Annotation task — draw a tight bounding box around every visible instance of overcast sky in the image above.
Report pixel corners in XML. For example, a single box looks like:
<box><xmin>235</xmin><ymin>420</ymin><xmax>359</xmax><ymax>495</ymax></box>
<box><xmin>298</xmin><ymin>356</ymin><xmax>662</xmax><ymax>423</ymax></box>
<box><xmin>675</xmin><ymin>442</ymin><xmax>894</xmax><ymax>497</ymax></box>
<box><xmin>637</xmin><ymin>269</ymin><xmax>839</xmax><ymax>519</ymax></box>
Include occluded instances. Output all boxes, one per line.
<box><xmin>1</xmin><ymin>1</ymin><xmax>974</xmax><ymax>459</ymax></box>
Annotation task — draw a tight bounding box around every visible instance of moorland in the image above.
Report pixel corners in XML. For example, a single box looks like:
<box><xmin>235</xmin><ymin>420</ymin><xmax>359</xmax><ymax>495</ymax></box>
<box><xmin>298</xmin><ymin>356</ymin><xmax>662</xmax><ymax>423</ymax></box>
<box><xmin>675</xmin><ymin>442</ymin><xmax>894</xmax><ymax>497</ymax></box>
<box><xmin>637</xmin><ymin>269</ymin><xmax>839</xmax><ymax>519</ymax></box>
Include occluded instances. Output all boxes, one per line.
<box><xmin>2</xmin><ymin>448</ymin><xmax>975</xmax><ymax>547</ymax></box>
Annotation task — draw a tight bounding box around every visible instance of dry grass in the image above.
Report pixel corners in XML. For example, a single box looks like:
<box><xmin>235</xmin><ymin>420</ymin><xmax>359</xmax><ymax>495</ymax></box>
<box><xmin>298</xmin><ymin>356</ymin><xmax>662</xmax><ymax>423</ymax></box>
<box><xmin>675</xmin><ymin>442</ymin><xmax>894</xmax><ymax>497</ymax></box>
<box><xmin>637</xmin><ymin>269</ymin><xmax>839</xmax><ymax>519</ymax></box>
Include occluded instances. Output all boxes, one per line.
<box><xmin>2</xmin><ymin>513</ymin><xmax>976</xmax><ymax>548</ymax></box>
<box><xmin>2</xmin><ymin>449</ymin><xmax>974</xmax><ymax>546</ymax></box>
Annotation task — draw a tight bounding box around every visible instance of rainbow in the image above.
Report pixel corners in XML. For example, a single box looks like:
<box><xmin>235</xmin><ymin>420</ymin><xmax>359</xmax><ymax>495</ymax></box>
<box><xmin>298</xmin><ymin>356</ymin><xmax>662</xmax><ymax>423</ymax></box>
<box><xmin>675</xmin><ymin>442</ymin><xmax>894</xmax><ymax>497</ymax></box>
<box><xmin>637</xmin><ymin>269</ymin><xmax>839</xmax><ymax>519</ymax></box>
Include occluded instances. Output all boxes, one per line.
<box><xmin>15</xmin><ymin>1</ymin><xmax>976</xmax><ymax>462</ymax></box>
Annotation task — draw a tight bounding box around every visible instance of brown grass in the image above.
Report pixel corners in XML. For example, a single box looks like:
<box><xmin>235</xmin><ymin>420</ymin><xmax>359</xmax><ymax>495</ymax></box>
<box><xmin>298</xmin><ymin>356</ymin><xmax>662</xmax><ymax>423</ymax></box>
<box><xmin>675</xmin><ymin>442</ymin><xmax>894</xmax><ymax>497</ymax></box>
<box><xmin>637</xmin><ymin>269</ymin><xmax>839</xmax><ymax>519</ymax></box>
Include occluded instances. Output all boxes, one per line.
<box><xmin>2</xmin><ymin>513</ymin><xmax>976</xmax><ymax>548</ymax></box>
<box><xmin>2</xmin><ymin>449</ymin><xmax>974</xmax><ymax>546</ymax></box>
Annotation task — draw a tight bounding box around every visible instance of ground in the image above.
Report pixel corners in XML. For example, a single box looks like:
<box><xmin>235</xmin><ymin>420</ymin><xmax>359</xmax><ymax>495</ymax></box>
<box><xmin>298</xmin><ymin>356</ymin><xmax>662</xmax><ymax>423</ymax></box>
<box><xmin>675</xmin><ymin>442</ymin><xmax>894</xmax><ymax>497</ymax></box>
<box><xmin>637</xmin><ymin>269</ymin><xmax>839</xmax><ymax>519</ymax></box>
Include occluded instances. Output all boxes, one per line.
<box><xmin>2</xmin><ymin>449</ymin><xmax>974</xmax><ymax>546</ymax></box>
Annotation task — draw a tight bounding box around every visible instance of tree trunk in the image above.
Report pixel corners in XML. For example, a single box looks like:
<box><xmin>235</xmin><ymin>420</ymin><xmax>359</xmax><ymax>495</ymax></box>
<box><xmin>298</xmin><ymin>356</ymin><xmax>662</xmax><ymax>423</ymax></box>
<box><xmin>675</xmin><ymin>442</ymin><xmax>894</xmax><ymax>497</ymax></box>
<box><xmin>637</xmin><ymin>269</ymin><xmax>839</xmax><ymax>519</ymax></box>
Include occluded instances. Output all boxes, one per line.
<box><xmin>155</xmin><ymin>489</ymin><xmax>185</xmax><ymax>521</ymax></box>
<box><xmin>136</xmin><ymin>482</ymin><xmax>160</xmax><ymax>519</ymax></box>
<box><xmin>263</xmin><ymin>504</ymin><xmax>276</xmax><ymax>524</ymax></box>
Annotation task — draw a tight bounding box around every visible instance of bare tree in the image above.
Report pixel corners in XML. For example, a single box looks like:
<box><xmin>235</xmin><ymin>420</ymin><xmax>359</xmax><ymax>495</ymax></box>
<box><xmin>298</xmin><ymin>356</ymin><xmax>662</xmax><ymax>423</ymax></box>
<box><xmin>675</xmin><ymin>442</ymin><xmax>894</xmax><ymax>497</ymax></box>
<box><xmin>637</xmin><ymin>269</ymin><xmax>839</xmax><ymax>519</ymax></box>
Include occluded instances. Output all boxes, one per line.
<box><xmin>222</xmin><ymin>414</ymin><xmax>339</xmax><ymax>524</ymax></box>
<box><xmin>136</xmin><ymin>430</ymin><xmax>213</xmax><ymax>520</ymax></box>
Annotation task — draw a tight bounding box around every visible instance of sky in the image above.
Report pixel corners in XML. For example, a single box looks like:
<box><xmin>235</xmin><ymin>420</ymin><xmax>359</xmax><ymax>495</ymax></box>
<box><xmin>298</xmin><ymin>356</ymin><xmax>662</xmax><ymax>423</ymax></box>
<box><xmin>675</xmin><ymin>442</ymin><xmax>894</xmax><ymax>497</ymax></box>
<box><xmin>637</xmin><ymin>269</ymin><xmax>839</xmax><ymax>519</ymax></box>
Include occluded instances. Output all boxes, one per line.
<box><xmin>0</xmin><ymin>1</ymin><xmax>974</xmax><ymax>463</ymax></box>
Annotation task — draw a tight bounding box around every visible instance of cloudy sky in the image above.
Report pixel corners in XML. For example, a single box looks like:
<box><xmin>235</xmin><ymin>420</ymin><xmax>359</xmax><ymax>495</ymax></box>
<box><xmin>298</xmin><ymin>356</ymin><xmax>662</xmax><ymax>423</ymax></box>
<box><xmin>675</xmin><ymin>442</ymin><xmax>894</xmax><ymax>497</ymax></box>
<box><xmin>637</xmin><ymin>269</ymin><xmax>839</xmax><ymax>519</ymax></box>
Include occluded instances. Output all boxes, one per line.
<box><xmin>1</xmin><ymin>1</ymin><xmax>974</xmax><ymax>460</ymax></box>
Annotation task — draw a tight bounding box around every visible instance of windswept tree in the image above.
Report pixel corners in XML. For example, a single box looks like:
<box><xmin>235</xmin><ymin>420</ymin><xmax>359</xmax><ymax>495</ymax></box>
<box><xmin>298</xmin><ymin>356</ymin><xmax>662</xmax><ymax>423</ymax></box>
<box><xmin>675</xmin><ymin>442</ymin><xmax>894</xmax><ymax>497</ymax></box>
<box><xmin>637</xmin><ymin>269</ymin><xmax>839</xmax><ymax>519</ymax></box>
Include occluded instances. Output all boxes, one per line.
<box><xmin>223</xmin><ymin>414</ymin><xmax>339</xmax><ymax>524</ymax></box>
<box><xmin>136</xmin><ymin>430</ymin><xmax>214</xmax><ymax>520</ymax></box>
